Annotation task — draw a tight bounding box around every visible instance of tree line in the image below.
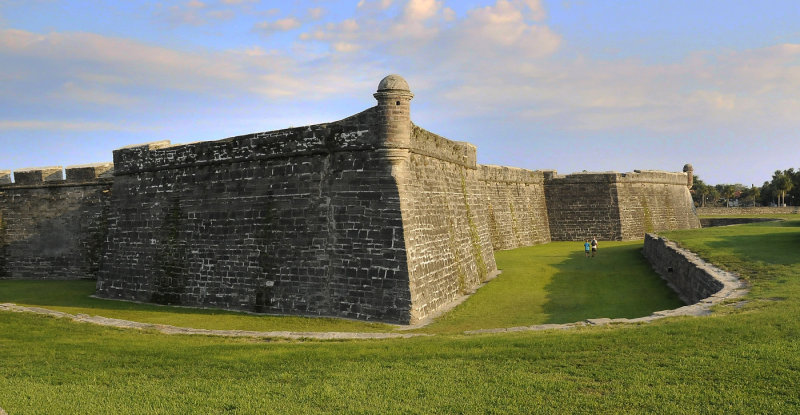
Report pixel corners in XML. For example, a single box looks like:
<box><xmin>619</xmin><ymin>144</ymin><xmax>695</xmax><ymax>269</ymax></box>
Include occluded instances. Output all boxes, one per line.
<box><xmin>692</xmin><ymin>168</ymin><xmax>798</xmax><ymax>207</ymax></box>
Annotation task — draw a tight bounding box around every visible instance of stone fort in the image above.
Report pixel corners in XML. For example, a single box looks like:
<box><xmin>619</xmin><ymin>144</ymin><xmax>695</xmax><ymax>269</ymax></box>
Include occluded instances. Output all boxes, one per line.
<box><xmin>0</xmin><ymin>75</ymin><xmax>700</xmax><ymax>324</ymax></box>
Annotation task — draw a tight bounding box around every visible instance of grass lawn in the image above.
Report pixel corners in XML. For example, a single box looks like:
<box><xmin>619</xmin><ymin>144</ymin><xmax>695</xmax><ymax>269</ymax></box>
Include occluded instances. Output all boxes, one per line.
<box><xmin>419</xmin><ymin>241</ymin><xmax>682</xmax><ymax>334</ymax></box>
<box><xmin>1</xmin><ymin>220</ymin><xmax>799</xmax><ymax>413</ymax></box>
<box><xmin>0</xmin><ymin>241</ymin><xmax>681</xmax><ymax>335</ymax></box>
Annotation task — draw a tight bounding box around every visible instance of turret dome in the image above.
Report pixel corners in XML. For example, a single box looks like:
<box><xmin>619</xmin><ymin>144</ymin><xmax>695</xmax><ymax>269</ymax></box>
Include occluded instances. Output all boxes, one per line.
<box><xmin>377</xmin><ymin>74</ymin><xmax>411</xmax><ymax>93</ymax></box>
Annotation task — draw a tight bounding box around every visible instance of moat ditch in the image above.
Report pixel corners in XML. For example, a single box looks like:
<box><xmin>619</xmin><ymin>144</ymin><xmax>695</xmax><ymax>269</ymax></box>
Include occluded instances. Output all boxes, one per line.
<box><xmin>0</xmin><ymin>237</ymin><xmax>747</xmax><ymax>338</ymax></box>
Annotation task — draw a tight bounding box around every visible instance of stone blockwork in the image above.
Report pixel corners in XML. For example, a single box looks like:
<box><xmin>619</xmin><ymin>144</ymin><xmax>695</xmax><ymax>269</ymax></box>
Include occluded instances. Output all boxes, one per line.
<box><xmin>544</xmin><ymin>170</ymin><xmax>700</xmax><ymax>241</ymax></box>
<box><xmin>0</xmin><ymin>74</ymin><xmax>701</xmax><ymax>324</ymax></box>
<box><xmin>616</xmin><ymin>171</ymin><xmax>701</xmax><ymax>239</ymax></box>
<box><xmin>479</xmin><ymin>165</ymin><xmax>550</xmax><ymax>250</ymax></box>
<box><xmin>643</xmin><ymin>233</ymin><xmax>745</xmax><ymax>305</ymax></box>
<box><xmin>400</xmin><ymin>127</ymin><xmax>495</xmax><ymax>322</ymax></box>
<box><xmin>97</xmin><ymin>107</ymin><xmax>414</xmax><ymax>323</ymax></box>
<box><xmin>0</xmin><ymin>165</ymin><xmax>113</xmax><ymax>280</ymax></box>
<box><xmin>544</xmin><ymin>172</ymin><xmax>622</xmax><ymax>241</ymax></box>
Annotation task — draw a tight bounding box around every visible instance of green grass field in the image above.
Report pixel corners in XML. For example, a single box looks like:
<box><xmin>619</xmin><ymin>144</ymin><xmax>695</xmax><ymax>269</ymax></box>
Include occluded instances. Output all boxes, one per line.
<box><xmin>1</xmin><ymin>220</ymin><xmax>799</xmax><ymax>413</ymax></box>
<box><xmin>0</xmin><ymin>241</ymin><xmax>681</xmax><ymax>335</ymax></box>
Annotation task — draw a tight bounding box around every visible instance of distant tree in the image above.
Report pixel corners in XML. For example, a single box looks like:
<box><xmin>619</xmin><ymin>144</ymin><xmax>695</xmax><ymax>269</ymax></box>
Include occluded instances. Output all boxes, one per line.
<box><xmin>691</xmin><ymin>175</ymin><xmax>708</xmax><ymax>207</ymax></box>
<box><xmin>715</xmin><ymin>184</ymin><xmax>737</xmax><ymax>207</ymax></box>
<box><xmin>750</xmin><ymin>185</ymin><xmax>761</xmax><ymax>207</ymax></box>
<box><xmin>759</xmin><ymin>180</ymin><xmax>777</xmax><ymax>206</ymax></box>
<box><xmin>772</xmin><ymin>170</ymin><xmax>794</xmax><ymax>206</ymax></box>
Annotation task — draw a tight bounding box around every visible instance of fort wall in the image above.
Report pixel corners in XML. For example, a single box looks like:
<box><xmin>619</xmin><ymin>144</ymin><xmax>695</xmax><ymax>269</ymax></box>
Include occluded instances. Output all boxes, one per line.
<box><xmin>0</xmin><ymin>74</ymin><xmax>701</xmax><ymax>324</ymax></box>
<box><xmin>0</xmin><ymin>164</ymin><xmax>112</xmax><ymax>280</ymax></box>
<box><xmin>400</xmin><ymin>127</ymin><xmax>495</xmax><ymax>321</ymax></box>
<box><xmin>96</xmin><ymin>108</ymin><xmax>415</xmax><ymax>323</ymax></box>
<box><xmin>544</xmin><ymin>173</ymin><xmax>622</xmax><ymax>240</ymax></box>
<box><xmin>478</xmin><ymin>165</ymin><xmax>550</xmax><ymax>250</ymax></box>
<box><xmin>544</xmin><ymin>170</ymin><xmax>700</xmax><ymax>241</ymax></box>
<box><xmin>615</xmin><ymin>170</ymin><xmax>701</xmax><ymax>239</ymax></box>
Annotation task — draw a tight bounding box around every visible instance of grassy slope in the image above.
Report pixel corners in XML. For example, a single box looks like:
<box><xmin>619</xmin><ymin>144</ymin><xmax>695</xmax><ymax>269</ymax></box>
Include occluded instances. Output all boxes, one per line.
<box><xmin>419</xmin><ymin>241</ymin><xmax>682</xmax><ymax>333</ymax></box>
<box><xmin>0</xmin><ymin>241</ymin><xmax>681</xmax><ymax>335</ymax></box>
<box><xmin>1</xmin><ymin>221</ymin><xmax>799</xmax><ymax>413</ymax></box>
<box><xmin>0</xmin><ymin>280</ymin><xmax>396</xmax><ymax>333</ymax></box>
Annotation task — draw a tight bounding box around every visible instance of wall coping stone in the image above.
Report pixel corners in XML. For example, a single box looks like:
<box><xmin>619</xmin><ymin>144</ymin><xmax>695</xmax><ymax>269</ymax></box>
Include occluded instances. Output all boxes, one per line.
<box><xmin>544</xmin><ymin>170</ymin><xmax>689</xmax><ymax>186</ymax></box>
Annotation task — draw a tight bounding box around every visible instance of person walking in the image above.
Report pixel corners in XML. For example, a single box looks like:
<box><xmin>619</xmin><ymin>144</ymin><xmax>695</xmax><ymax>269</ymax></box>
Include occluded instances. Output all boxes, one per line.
<box><xmin>584</xmin><ymin>240</ymin><xmax>591</xmax><ymax>258</ymax></box>
<box><xmin>591</xmin><ymin>237</ymin><xmax>598</xmax><ymax>257</ymax></box>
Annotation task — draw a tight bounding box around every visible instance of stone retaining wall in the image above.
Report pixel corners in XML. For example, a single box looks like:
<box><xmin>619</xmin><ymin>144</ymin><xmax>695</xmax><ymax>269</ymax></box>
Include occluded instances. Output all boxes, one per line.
<box><xmin>700</xmin><ymin>218</ymin><xmax>781</xmax><ymax>227</ymax></box>
<box><xmin>697</xmin><ymin>206</ymin><xmax>800</xmax><ymax>215</ymax></box>
<box><xmin>642</xmin><ymin>233</ymin><xmax>745</xmax><ymax>304</ymax></box>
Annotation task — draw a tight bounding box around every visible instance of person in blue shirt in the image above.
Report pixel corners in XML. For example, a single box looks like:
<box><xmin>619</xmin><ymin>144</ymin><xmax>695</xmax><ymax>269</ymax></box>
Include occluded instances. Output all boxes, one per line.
<box><xmin>584</xmin><ymin>240</ymin><xmax>591</xmax><ymax>258</ymax></box>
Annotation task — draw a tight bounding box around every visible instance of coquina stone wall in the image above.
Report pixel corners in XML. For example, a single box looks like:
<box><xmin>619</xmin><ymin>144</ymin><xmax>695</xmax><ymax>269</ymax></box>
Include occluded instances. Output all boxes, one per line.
<box><xmin>616</xmin><ymin>170</ymin><xmax>701</xmax><ymax>239</ymax></box>
<box><xmin>0</xmin><ymin>75</ymin><xmax>701</xmax><ymax>324</ymax></box>
<box><xmin>0</xmin><ymin>165</ymin><xmax>113</xmax><ymax>280</ymax></box>
<box><xmin>96</xmin><ymin>107</ymin><xmax>415</xmax><ymax>323</ymax></box>
<box><xmin>697</xmin><ymin>206</ymin><xmax>800</xmax><ymax>215</ymax></box>
<box><xmin>642</xmin><ymin>233</ymin><xmax>743</xmax><ymax>304</ymax></box>
<box><xmin>479</xmin><ymin>165</ymin><xmax>551</xmax><ymax>250</ymax></box>
<box><xmin>399</xmin><ymin>127</ymin><xmax>496</xmax><ymax>321</ymax></box>
<box><xmin>544</xmin><ymin>170</ymin><xmax>700</xmax><ymax>241</ymax></box>
<box><xmin>397</xmin><ymin>126</ymin><xmax>553</xmax><ymax>321</ymax></box>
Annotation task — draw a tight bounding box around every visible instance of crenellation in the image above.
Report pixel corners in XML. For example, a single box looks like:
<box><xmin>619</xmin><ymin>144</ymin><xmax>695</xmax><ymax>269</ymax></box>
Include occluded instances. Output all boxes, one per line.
<box><xmin>0</xmin><ymin>74</ymin><xmax>700</xmax><ymax>324</ymax></box>
<box><xmin>66</xmin><ymin>163</ymin><xmax>114</xmax><ymax>182</ymax></box>
<box><xmin>13</xmin><ymin>166</ymin><xmax>64</xmax><ymax>185</ymax></box>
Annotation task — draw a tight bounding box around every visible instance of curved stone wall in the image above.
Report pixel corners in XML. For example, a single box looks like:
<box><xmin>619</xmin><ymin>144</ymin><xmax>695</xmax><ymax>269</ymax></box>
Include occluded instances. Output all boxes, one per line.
<box><xmin>642</xmin><ymin>233</ymin><xmax>746</xmax><ymax>305</ymax></box>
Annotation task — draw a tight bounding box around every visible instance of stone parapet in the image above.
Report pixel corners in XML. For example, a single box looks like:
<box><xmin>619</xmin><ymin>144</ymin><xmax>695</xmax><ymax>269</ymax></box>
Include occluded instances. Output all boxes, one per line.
<box><xmin>478</xmin><ymin>165</ymin><xmax>545</xmax><ymax>184</ymax></box>
<box><xmin>618</xmin><ymin>170</ymin><xmax>690</xmax><ymax>186</ymax></box>
<box><xmin>65</xmin><ymin>163</ymin><xmax>114</xmax><ymax>182</ymax></box>
<box><xmin>410</xmin><ymin>125</ymin><xmax>477</xmax><ymax>168</ymax></box>
<box><xmin>12</xmin><ymin>166</ymin><xmax>64</xmax><ymax>185</ymax></box>
<box><xmin>112</xmin><ymin>109</ymin><xmax>382</xmax><ymax>176</ymax></box>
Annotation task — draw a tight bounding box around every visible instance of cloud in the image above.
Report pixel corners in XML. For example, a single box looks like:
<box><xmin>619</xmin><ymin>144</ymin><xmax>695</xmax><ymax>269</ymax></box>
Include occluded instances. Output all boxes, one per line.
<box><xmin>254</xmin><ymin>17</ymin><xmax>302</xmax><ymax>35</ymax></box>
<box><xmin>307</xmin><ymin>7</ymin><xmax>325</xmax><ymax>20</ymax></box>
<box><xmin>0</xmin><ymin>120</ymin><xmax>130</xmax><ymax>131</ymax></box>
<box><xmin>153</xmin><ymin>0</ymin><xmax>244</xmax><ymax>26</ymax></box>
<box><xmin>55</xmin><ymin>82</ymin><xmax>142</xmax><ymax>107</ymax></box>
<box><xmin>357</xmin><ymin>0</ymin><xmax>394</xmax><ymax>10</ymax></box>
<box><xmin>0</xmin><ymin>28</ymin><xmax>366</xmax><ymax>106</ymax></box>
<box><xmin>2</xmin><ymin>1</ymin><xmax>798</xmax><ymax>141</ymax></box>
<box><xmin>299</xmin><ymin>0</ymin><xmax>560</xmax><ymax>61</ymax></box>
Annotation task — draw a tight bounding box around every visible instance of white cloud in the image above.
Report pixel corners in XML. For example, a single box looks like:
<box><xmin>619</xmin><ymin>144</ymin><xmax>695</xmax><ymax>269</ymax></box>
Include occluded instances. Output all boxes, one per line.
<box><xmin>3</xmin><ymin>2</ymin><xmax>798</xmax><ymax>140</ymax></box>
<box><xmin>403</xmin><ymin>0</ymin><xmax>441</xmax><ymax>21</ymax></box>
<box><xmin>0</xmin><ymin>120</ymin><xmax>129</xmax><ymax>131</ymax></box>
<box><xmin>0</xmin><ymin>28</ymin><xmax>366</xmax><ymax>105</ymax></box>
<box><xmin>255</xmin><ymin>17</ymin><xmax>302</xmax><ymax>35</ymax></box>
<box><xmin>55</xmin><ymin>82</ymin><xmax>142</xmax><ymax>107</ymax></box>
<box><xmin>308</xmin><ymin>7</ymin><xmax>325</xmax><ymax>20</ymax></box>
<box><xmin>357</xmin><ymin>0</ymin><xmax>394</xmax><ymax>10</ymax></box>
<box><xmin>153</xmin><ymin>1</ymin><xmax>244</xmax><ymax>26</ymax></box>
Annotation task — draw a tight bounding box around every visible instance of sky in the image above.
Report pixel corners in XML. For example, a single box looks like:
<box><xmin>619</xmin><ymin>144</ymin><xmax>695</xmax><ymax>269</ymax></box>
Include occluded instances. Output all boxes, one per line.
<box><xmin>0</xmin><ymin>0</ymin><xmax>799</xmax><ymax>185</ymax></box>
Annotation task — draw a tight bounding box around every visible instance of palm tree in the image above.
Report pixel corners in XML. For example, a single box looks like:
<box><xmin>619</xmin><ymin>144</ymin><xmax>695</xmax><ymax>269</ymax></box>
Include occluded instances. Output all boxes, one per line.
<box><xmin>771</xmin><ymin>171</ymin><xmax>793</xmax><ymax>206</ymax></box>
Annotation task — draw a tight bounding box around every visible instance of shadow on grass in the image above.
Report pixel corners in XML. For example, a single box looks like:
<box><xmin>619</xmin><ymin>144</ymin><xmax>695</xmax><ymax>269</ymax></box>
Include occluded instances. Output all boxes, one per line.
<box><xmin>541</xmin><ymin>244</ymin><xmax>683</xmax><ymax>324</ymax></box>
